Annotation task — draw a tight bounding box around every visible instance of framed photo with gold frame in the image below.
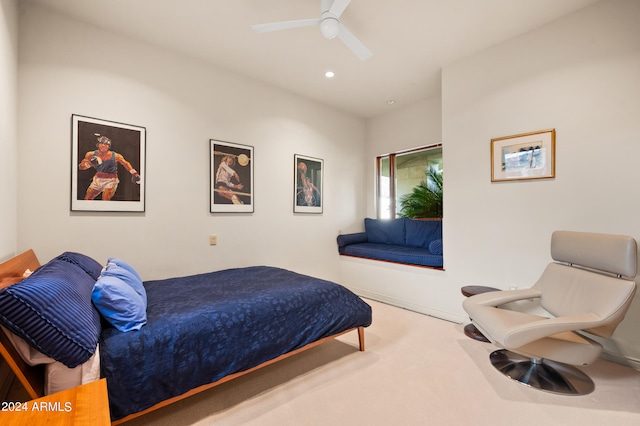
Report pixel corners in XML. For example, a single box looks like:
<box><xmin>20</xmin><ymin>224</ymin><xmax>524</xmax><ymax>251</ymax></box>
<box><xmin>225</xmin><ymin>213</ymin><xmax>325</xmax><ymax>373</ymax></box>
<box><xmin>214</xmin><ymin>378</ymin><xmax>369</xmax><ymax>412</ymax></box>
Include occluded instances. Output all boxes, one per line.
<box><xmin>491</xmin><ymin>129</ymin><xmax>556</xmax><ymax>182</ymax></box>
<box><xmin>210</xmin><ymin>139</ymin><xmax>253</xmax><ymax>213</ymax></box>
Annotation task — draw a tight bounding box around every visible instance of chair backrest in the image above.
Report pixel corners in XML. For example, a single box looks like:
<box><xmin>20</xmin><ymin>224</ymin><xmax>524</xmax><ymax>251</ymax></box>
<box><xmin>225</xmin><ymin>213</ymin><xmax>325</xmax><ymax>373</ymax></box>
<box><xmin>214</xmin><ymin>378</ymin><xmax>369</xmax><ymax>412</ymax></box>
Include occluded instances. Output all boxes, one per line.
<box><xmin>551</xmin><ymin>231</ymin><xmax>637</xmax><ymax>279</ymax></box>
<box><xmin>533</xmin><ymin>231</ymin><xmax>638</xmax><ymax>338</ymax></box>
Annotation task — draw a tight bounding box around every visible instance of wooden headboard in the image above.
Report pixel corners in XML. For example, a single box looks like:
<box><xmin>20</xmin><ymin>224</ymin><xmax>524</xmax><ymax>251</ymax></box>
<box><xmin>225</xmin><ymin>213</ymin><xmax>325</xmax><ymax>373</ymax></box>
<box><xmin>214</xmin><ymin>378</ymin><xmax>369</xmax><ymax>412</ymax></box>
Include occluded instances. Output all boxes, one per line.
<box><xmin>0</xmin><ymin>249</ymin><xmax>40</xmax><ymax>289</ymax></box>
<box><xmin>0</xmin><ymin>249</ymin><xmax>45</xmax><ymax>399</ymax></box>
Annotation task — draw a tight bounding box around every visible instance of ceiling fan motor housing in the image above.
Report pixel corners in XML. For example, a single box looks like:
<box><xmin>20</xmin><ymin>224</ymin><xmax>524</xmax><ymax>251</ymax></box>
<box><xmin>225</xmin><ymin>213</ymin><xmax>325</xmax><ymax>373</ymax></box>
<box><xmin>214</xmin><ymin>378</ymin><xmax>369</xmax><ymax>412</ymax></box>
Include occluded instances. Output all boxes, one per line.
<box><xmin>320</xmin><ymin>13</ymin><xmax>340</xmax><ymax>39</ymax></box>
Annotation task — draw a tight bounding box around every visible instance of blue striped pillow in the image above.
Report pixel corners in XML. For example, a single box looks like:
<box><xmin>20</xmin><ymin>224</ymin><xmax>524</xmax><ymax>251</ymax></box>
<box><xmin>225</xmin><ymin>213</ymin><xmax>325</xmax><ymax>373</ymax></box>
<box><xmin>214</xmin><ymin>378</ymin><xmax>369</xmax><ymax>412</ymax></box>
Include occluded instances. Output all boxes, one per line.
<box><xmin>56</xmin><ymin>251</ymin><xmax>103</xmax><ymax>281</ymax></box>
<box><xmin>0</xmin><ymin>258</ymin><xmax>101</xmax><ymax>368</ymax></box>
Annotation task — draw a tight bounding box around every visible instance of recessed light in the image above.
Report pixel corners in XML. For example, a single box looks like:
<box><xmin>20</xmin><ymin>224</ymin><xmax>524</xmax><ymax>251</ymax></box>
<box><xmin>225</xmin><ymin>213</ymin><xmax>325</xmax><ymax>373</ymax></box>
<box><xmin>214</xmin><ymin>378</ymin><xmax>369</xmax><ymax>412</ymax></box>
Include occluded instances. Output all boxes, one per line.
<box><xmin>387</xmin><ymin>100</ymin><xmax>396</xmax><ymax>105</ymax></box>
<box><xmin>325</xmin><ymin>71</ymin><xmax>335</xmax><ymax>78</ymax></box>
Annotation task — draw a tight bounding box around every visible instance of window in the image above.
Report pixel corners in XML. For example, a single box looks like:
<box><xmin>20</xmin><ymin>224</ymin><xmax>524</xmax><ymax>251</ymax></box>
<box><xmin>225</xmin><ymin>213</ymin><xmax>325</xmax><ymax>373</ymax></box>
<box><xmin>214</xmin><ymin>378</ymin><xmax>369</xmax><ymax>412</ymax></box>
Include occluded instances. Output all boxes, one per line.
<box><xmin>376</xmin><ymin>144</ymin><xmax>442</xmax><ymax>219</ymax></box>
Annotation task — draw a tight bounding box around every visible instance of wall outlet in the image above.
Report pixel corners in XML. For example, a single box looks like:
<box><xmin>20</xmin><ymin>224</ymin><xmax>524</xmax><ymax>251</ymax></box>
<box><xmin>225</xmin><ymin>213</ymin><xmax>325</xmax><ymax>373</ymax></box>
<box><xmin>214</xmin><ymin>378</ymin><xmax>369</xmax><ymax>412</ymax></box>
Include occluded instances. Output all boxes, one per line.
<box><xmin>209</xmin><ymin>234</ymin><xmax>217</xmax><ymax>245</ymax></box>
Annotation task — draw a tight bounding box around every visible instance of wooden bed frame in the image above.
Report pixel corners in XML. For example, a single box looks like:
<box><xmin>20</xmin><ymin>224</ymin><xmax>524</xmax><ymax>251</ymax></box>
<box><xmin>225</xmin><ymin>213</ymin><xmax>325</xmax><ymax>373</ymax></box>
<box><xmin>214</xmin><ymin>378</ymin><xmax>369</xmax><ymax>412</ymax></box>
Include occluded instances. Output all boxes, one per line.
<box><xmin>0</xmin><ymin>250</ymin><xmax>366</xmax><ymax>424</ymax></box>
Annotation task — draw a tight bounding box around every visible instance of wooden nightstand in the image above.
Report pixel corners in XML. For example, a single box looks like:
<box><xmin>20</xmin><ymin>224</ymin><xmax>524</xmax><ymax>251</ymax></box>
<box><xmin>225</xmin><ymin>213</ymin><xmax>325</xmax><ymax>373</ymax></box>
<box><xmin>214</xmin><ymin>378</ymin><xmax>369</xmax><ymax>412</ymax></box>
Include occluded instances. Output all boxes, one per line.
<box><xmin>1</xmin><ymin>378</ymin><xmax>109</xmax><ymax>425</ymax></box>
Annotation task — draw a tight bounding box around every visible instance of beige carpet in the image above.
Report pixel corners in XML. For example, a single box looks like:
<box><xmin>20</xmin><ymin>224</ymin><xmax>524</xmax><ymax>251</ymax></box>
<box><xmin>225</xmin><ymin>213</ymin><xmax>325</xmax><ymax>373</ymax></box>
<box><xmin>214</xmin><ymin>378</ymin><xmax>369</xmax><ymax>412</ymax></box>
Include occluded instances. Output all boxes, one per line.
<box><xmin>127</xmin><ymin>299</ymin><xmax>640</xmax><ymax>426</ymax></box>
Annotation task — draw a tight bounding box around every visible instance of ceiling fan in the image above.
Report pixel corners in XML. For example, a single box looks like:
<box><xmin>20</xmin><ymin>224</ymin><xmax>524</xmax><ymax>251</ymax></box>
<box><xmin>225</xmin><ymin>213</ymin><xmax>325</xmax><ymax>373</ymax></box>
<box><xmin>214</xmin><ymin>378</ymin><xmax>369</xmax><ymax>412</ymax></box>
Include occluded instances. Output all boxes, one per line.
<box><xmin>251</xmin><ymin>0</ymin><xmax>373</xmax><ymax>61</ymax></box>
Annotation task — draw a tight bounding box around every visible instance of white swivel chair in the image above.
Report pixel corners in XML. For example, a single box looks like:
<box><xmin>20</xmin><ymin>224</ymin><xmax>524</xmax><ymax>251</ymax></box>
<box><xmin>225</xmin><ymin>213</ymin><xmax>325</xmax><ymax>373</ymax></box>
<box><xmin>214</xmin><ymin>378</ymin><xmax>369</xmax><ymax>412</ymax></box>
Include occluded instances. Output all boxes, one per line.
<box><xmin>463</xmin><ymin>230</ymin><xmax>637</xmax><ymax>395</ymax></box>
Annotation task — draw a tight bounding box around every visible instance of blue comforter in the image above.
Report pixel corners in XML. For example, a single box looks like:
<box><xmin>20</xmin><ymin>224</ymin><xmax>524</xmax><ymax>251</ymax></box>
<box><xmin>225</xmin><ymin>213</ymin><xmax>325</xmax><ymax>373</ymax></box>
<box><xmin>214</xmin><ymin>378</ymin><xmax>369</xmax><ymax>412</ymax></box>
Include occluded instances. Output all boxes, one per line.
<box><xmin>100</xmin><ymin>266</ymin><xmax>372</xmax><ymax>420</ymax></box>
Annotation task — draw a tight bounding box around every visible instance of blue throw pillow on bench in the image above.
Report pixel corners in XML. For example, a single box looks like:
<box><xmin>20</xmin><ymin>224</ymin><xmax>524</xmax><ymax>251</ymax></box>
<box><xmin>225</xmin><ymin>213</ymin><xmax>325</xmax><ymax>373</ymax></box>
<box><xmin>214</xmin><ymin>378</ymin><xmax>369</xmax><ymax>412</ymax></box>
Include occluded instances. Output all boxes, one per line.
<box><xmin>405</xmin><ymin>219</ymin><xmax>442</xmax><ymax>249</ymax></box>
<box><xmin>365</xmin><ymin>218</ymin><xmax>406</xmax><ymax>245</ymax></box>
<box><xmin>429</xmin><ymin>239</ymin><xmax>443</xmax><ymax>255</ymax></box>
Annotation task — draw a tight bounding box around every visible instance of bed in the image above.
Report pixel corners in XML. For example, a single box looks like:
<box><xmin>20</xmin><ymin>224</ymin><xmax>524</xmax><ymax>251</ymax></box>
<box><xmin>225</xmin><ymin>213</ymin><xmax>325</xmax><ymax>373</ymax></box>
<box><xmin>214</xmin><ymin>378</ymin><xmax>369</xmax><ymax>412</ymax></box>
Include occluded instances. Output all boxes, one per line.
<box><xmin>0</xmin><ymin>250</ymin><xmax>372</xmax><ymax>423</ymax></box>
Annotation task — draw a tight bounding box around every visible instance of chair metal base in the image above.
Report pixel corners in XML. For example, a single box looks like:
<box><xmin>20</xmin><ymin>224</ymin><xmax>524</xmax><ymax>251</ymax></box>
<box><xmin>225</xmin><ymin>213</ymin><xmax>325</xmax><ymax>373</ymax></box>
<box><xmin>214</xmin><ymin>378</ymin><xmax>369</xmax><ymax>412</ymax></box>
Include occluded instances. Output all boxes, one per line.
<box><xmin>489</xmin><ymin>349</ymin><xmax>595</xmax><ymax>395</ymax></box>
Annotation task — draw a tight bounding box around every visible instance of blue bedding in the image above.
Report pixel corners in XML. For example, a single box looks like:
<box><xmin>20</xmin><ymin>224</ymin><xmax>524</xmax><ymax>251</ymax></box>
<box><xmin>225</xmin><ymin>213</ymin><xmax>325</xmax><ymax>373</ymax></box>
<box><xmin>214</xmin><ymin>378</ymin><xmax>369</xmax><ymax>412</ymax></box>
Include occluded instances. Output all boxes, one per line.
<box><xmin>100</xmin><ymin>266</ymin><xmax>372</xmax><ymax>421</ymax></box>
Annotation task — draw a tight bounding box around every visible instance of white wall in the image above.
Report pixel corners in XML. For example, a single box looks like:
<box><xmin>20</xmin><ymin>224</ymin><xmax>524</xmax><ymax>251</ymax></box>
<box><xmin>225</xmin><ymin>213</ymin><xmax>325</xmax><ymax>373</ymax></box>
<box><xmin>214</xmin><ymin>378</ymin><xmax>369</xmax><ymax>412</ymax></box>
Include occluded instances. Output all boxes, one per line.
<box><xmin>443</xmin><ymin>0</ymin><xmax>640</xmax><ymax>363</ymax></box>
<box><xmin>344</xmin><ymin>0</ymin><xmax>640</xmax><ymax>366</ymax></box>
<box><xmin>16</xmin><ymin>3</ymin><xmax>367</xmax><ymax>283</ymax></box>
<box><xmin>340</xmin><ymin>96</ymin><xmax>464</xmax><ymax>322</ymax></box>
<box><xmin>0</xmin><ymin>0</ymin><xmax>18</xmax><ymax>260</ymax></box>
<box><xmin>364</xmin><ymin>97</ymin><xmax>443</xmax><ymax>219</ymax></box>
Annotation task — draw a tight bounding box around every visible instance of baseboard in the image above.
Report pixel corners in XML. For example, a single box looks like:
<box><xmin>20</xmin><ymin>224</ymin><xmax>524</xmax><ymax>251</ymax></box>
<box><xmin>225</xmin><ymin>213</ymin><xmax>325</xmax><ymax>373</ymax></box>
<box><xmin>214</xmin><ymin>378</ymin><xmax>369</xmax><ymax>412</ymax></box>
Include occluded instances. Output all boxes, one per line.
<box><xmin>348</xmin><ymin>287</ymin><xmax>467</xmax><ymax>324</ymax></box>
<box><xmin>600</xmin><ymin>350</ymin><xmax>640</xmax><ymax>371</ymax></box>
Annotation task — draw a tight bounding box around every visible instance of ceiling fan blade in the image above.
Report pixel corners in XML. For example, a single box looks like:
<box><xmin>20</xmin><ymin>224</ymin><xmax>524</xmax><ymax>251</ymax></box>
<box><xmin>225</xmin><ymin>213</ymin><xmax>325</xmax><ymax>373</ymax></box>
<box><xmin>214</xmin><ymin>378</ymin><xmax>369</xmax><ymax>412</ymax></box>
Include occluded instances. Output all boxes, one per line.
<box><xmin>252</xmin><ymin>18</ymin><xmax>320</xmax><ymax>34</ymax></box>
<box><xmin>338</xmin><ymin>23</ymin><xmax>372</xmax><ymax>61</ymax></box>
<box><xmin>328</xmin><ymin>0</ymin><xmax>351</xmax><ymax>18</ymax></box>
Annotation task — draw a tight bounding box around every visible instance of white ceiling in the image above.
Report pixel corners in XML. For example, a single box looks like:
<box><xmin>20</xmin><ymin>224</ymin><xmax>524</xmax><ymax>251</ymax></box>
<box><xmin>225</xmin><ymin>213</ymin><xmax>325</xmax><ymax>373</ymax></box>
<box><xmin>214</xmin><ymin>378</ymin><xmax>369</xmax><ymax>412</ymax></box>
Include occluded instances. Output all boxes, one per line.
<box><xmin>28</xmin><ymin>0</ymin><xmax>599</xmax><ymax>119</ymax></box>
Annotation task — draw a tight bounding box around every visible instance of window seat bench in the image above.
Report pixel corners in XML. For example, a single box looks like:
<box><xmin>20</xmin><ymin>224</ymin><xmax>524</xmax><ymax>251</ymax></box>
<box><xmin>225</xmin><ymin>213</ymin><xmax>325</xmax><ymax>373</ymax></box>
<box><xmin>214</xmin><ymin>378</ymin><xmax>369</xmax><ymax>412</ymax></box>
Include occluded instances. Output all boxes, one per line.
<box><xmin>337</xmin><ymin>218</ymin><xmax>443</xmax><ymax>269</ymax></box>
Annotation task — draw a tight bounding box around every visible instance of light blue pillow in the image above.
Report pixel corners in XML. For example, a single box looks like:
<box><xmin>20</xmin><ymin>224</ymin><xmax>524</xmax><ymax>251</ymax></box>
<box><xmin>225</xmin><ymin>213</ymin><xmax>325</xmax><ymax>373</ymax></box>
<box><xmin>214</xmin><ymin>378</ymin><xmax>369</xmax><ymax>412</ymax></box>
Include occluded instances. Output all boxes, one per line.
<box><xmin>92</xmin><ymin>275</ymin><xmax>147</xmax><ymax>332</ymax></box>
<box><xmin>429</xmin><ymin>239</ymin><xmax>443</xmax><ymax>255</ymax></box>
<box><xmin>107</xmin><ymin>258</ymin><xmax>142</xmax><ymax>283</ymax></box>
<box><xmin>101</xmin><ymin>263</ymin><xmax>147</xmax><ymax>308</ymax></box>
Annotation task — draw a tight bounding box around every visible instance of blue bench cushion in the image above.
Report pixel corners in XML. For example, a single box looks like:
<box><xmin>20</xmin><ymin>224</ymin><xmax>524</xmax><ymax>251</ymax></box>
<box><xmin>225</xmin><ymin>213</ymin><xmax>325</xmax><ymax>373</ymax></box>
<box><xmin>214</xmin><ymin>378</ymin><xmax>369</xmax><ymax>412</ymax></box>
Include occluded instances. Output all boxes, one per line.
<box><xmin>405</xmin><ymin>219</ymin><xmax>442</xmax><ymax>249</ymax></box>
<box><xmin>341</xmin><ymin>243</ymin><xmax>443</xmax><ymax>268</ymax></box>
<box><xmin>365</xmin><ymin>218</ymin><xmax>406</xmax><ymax>245</ymax></box>
<box><xmin>338</xmin><ymin>218</ymin><xmax>443</xmax><ymax>268</ymax></box>
<box><xmin>337</xmin><ymin>232</ymin><xmax>368</xmax><ymax>253</ymax></box>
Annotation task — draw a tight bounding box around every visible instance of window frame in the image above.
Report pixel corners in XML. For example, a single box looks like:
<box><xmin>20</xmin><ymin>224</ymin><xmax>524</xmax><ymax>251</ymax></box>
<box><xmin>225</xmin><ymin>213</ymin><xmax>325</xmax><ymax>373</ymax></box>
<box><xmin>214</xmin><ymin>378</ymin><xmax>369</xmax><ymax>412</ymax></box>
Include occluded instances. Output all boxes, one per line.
<box><xmin>376</xmin><ymin>143</ymin><xmax>443</xmax><ymax>219</ymax></box>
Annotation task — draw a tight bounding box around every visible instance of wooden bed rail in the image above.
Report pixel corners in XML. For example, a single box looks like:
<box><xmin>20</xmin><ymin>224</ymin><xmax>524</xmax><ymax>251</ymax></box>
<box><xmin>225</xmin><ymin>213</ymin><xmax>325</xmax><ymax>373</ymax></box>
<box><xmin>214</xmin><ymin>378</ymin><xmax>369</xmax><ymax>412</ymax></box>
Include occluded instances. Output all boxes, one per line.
<box><xmin>0</xmin><ymin>249</ymin><xmax>44</xmax><ymax>399</ymax></box>
<box><xmin>113</xmin><ymin>325</ymin><xmax>366</xmax><ymax>424</ymax></box>
<box><xmin>0</xmin><ymin>327</ymin><xmax>45</xmax><ymax>399</ymax></box>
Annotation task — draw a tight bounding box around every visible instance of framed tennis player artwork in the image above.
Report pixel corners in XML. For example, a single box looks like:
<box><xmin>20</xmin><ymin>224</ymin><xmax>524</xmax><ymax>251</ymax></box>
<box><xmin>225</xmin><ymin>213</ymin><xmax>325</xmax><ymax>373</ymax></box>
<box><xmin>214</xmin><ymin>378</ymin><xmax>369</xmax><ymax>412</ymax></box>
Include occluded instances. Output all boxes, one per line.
<box><xmin>294</xmin><ymin>154</ymin><xmax>323</xmax><ymax>214</ymax></box>
<box><xmin>210</xmin><ymin>140</ymin><xmax>254</xmax><ymax>213</ymax></box>
<box><xmin>71</xmin><ymin>114</ymin><xmax>146</xmax><ymax>212</ymax></box>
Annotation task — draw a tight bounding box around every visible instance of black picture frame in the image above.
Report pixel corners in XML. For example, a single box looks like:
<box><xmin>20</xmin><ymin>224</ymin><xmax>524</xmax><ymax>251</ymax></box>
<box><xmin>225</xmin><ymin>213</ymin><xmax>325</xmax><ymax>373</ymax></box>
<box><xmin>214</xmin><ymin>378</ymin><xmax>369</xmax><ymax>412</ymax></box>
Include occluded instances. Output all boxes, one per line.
<box><xmin>294</xmin><ymin>154</ymin><xmax>323</xmax><ymax>214</ymax></box>
<box><xmin>71</xmin><ymin>115</ymin><xmax>146</xmax><ymax>212</ymax></box>
<box><xmin>210</xmin><ymin>140</ymin><xmax>254</xmax><ymax>213</ymax></box>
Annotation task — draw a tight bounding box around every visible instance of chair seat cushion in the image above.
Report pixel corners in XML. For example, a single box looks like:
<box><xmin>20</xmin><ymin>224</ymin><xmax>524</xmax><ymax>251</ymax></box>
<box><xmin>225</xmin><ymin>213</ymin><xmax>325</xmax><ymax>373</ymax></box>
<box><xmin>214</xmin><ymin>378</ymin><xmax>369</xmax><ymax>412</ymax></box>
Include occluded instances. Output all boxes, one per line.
<box><xmin>463</xmin><ymin>302</ymin><xmax>547</xmax><ymax>348</ymax></box>
<box><xmin>463</xmin><ymin>300</ymin><xmax>603</xmax><ymax>365</ymax></box>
